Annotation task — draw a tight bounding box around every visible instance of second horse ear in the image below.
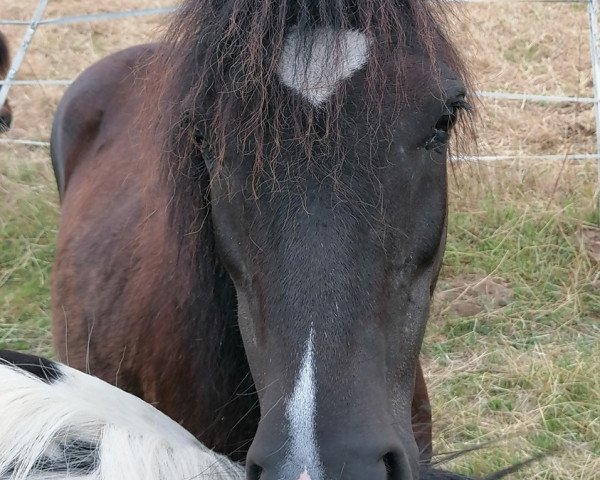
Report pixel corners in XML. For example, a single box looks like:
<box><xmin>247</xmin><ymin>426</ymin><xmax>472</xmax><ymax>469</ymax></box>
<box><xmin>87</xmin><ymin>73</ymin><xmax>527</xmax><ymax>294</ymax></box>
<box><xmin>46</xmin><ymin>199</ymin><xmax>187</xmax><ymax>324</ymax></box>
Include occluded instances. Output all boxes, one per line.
<box><xmin>0</xmin><ymin>31</ymin><xmax>12</xmax><ymax>134</ymax></box>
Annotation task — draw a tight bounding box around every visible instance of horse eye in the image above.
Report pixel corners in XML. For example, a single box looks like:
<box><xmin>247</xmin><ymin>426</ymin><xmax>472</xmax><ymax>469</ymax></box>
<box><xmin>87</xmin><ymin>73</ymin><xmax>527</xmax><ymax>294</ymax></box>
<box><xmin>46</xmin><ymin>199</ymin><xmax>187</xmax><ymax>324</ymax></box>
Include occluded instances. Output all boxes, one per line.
<box><xmin>435</xmin><ymin>108</ymin><xmax>457</xmax><ymax>132</ymax></box>
<box><xmin>425</xmin><ymin>99</ymin><xmax>470</xmax><ymax>152</ymax></box>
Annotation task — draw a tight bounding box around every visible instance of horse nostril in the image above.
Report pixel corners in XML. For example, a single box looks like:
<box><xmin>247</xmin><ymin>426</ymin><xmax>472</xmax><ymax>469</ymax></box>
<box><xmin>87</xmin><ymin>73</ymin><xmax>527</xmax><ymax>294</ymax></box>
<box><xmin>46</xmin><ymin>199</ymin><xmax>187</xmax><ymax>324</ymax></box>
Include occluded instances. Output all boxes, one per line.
<box><xmin>382</xmin><ymin>451</ymin><xmax>408</xmax><ymax>480</ymax></box>
<box><xmin>247</xmin><ymin>462</ymin><xmax>263</xmax><ymax>480</ymax></box>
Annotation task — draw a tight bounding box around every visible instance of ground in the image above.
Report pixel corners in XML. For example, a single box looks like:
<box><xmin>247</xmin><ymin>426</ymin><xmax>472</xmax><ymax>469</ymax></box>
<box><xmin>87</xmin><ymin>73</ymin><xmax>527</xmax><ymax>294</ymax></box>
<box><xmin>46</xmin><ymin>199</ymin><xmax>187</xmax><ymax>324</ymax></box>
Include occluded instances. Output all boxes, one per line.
<box><xmin>0</xmin><ymin>1</ymin><xmax>598</xmax><ymax>478</ymax></box>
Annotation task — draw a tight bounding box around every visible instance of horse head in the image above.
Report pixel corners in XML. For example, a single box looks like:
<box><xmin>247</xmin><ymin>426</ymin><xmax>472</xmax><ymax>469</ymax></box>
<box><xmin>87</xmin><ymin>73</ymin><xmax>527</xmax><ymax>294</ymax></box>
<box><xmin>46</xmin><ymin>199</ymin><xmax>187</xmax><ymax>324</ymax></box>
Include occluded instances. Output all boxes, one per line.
<box><xmin>158</xmin><ymin>1</ymin><xmax>472</xmax><ymax>479</ymax></box>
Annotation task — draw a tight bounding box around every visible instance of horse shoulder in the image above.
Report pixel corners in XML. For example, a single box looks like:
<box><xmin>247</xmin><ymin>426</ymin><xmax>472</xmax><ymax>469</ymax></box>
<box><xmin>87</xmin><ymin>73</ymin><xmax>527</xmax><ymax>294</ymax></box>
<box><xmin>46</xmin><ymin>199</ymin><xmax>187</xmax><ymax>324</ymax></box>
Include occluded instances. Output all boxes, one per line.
<box><xmin>50</xmin><ymin>44</ymin><xmax>169</xmax><ymax>381</ymax></box>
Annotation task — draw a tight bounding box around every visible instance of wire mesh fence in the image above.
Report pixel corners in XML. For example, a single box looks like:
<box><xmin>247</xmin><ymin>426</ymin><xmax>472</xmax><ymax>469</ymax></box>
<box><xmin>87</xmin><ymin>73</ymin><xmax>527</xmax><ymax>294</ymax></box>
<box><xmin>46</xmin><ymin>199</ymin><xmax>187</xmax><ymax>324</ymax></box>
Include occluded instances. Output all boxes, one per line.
<box><xmin>0</xmin><ymin>0</ymin><xmax>599</xmax><ymax>169</ymax></box>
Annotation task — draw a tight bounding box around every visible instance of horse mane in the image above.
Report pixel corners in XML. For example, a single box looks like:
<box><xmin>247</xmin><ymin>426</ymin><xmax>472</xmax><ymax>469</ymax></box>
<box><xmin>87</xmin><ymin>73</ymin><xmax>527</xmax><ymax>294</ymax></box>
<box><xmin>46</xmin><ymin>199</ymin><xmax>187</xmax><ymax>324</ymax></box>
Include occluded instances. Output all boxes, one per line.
<box><xmin>147</xmin><ymin>0</ymin><xmax>473</xmax><ymax>237</ymax></box>
<box><xmin>0</xmin><ymin>32</ymin><xmax>10</xmax><ymax>77</ymax></box>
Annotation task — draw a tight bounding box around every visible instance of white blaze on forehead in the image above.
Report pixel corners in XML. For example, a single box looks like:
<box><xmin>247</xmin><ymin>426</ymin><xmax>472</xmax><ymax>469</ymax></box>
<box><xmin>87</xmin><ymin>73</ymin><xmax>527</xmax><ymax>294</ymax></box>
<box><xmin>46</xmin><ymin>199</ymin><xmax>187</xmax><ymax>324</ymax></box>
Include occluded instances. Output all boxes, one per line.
<box><xmin>286</xmin><ymin>327</ymin><xmax>323</xmax><ymax>480</ymax></box>
<box><xmin>278</xmin><ymin>27</ymin><xmax>370</xmax><ymax>106</ymax></box>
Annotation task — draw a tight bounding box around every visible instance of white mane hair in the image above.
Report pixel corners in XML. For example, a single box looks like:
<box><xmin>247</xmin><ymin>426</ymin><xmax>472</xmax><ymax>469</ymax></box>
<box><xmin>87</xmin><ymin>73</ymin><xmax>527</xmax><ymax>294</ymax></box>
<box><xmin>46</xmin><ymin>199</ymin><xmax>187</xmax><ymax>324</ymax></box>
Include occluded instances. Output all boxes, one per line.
<box><xmin>0</xmin><ymin>360</ymin><xmax>244</xmax><ymax>480</ymax></box>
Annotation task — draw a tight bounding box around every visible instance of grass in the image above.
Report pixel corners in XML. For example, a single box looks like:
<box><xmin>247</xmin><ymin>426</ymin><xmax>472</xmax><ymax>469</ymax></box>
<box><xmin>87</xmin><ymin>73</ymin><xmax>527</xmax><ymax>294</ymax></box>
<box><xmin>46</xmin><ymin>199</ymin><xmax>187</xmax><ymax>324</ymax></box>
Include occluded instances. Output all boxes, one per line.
<box><xmin>424</xmin><ymin>161</ymin><xmax>600</xmax><ymax>478</ymax></box>
<box><xmin>0</xmin><ymin>149</ymin><xmax>56</xmax><ymax>357</ymax></box>
<box><xmin>0</xmin><ymin>0</ymin><xmax>599</xmax><ymax>478</ymax></box>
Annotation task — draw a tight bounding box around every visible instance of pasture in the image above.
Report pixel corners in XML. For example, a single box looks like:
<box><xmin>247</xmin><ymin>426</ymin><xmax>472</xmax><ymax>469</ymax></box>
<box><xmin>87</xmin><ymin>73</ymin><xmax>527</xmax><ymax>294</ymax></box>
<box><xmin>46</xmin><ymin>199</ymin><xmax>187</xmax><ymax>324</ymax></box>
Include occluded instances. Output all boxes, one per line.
<box><xmin>0</xmin><ymin>1</ymin><xmax>598</xmax><ymax>478</ymax></box>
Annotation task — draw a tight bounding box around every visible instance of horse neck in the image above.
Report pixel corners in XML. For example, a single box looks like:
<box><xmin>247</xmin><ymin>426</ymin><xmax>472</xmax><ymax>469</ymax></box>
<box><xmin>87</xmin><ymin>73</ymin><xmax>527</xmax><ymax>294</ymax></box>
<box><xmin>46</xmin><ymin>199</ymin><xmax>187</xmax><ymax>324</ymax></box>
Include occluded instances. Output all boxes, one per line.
<box><xmin>182</xmin><ymin>216</ymin><xmax>246</xmax><ymax>385</ymax></box>
<box><xmin>171</xmin><ymin>171</ymin><xmax>255</xmax><ymax>398</ymax></box>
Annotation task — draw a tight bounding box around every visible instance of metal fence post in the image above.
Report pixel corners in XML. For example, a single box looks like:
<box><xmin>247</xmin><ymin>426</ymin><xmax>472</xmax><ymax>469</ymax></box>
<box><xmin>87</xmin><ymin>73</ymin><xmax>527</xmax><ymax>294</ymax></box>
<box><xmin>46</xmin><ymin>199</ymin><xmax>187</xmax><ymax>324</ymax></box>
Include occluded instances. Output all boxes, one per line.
<box><xmin>588</xmin><ymin>0</ymin><xmax>600</xmax><ymax>219</ymax></box>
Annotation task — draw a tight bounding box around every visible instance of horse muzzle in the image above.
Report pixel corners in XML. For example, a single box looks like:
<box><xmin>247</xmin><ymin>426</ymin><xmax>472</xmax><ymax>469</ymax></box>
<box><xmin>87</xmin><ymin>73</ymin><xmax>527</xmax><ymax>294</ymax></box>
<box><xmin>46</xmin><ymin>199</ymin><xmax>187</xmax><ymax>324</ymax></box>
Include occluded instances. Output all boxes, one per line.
<box><xmin>246</xmin><ymin>417</ymin><xmax>420</xmax><ymax>480</ymax></box>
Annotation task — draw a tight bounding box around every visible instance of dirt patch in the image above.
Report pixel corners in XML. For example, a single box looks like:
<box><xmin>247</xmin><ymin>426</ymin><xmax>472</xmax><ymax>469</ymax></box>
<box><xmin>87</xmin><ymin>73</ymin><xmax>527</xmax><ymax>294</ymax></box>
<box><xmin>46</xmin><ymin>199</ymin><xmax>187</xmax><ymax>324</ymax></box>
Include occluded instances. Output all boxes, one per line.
<box><xmin>576</xmin><ymin>226</ymin><xmax>600</xmax><ymax>263</ymax></box>
<box><xmin>434</xmin><ymin>274</ymin><xmax>515</xmax><ymax>317</ymax></box>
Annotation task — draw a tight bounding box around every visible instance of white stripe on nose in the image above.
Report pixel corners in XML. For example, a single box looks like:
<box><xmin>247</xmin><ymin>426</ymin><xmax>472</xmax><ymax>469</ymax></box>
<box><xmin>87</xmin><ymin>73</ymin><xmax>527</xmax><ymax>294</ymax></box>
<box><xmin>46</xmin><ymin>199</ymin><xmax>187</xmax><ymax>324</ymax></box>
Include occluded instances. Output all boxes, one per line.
<box><xmin>298</xmin><ymin>467</ymin><xmax>313</xmax><ymax>480</ymax></box>
<box><xmin>286</xmin><ymin>327</ymin><xmax>323</xmax><ymax>480</ymax></box>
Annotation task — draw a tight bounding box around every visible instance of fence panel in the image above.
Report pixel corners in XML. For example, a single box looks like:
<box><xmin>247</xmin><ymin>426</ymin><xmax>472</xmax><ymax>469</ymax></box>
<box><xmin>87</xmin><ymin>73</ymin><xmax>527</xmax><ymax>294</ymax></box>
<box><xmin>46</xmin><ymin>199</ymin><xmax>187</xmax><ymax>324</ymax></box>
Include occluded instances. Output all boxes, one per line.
<box><xmin>0</xmin><ymin>0</ymin><xmax>598</xmax><ymax>172</ymax></box>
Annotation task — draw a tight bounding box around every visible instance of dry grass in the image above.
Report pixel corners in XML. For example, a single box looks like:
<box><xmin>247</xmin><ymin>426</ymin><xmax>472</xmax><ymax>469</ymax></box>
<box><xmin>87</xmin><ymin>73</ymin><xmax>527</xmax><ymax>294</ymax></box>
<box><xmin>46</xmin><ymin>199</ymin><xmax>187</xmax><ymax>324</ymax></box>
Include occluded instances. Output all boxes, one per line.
<box><xmin>455</xmin><ymin>2</ymin><xmax>595</xmax><ymax>157</ymax></box>
<box><xmin>0</xmin><ymin>1</ymin><xmax>598</xmax><ymax>479</ymax></box>
<box><xmin>428</xmin><ymin>160</ymin><xmax>600</xmax><ymax>478</ymax></box>
<box><xmin>0</xmin><ymin>148</ymin><xmax>56</xmax><ymax>356</ymax></box>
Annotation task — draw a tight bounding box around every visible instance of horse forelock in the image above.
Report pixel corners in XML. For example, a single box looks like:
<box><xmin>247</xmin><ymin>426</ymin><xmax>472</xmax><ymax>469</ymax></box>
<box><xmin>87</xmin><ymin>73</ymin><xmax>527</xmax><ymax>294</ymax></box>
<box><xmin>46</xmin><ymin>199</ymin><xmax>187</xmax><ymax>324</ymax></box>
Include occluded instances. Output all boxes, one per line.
<box><xmin>147</xmin><ymin>0</ymin><xmax>473</xmax><ymax>239</ymax></box>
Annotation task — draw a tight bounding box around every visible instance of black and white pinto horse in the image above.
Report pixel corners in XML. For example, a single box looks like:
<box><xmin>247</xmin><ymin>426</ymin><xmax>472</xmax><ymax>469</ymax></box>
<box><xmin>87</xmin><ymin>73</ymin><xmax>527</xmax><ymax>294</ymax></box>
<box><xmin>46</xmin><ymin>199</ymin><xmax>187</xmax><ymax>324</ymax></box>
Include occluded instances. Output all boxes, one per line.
<box><xmin>0</xmin><ymin>351</ymin><xmax>518</xmax><ymax>480</ymax></box>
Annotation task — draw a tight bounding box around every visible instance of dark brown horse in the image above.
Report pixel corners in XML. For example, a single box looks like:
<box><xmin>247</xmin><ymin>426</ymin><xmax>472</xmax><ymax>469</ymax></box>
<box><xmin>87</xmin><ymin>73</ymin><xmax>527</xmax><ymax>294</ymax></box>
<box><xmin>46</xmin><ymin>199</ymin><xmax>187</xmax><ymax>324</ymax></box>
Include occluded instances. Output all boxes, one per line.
<box><xmin>51</xmin><ymin>1</ymin><xmax>472</xmax><ymax>479</ymax></box>
<box><xmin>0</xmin><ymin>31</ymin><xmax>12</xmax><ymax>132</ymax></box>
